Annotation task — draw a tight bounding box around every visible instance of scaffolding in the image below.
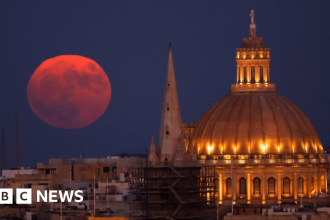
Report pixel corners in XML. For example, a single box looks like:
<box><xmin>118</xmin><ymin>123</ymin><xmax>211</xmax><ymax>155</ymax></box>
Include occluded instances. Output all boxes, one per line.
<box><xmin>129</xmin><ymin>162</ymin><xmax>217</xmax><ymax>220</ymax></box>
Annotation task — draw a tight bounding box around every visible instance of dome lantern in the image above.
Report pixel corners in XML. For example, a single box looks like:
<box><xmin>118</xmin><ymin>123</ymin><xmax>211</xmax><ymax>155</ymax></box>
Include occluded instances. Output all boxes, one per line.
<box><xmin>234</xmin><ymin>10</ymin><xmax>273</xmax><ymax>92</ymax></box>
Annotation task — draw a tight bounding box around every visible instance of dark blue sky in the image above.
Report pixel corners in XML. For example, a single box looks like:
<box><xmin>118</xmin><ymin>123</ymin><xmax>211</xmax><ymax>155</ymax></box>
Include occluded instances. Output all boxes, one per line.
<box><xmin>0</xmin><ymin>1</ymin><xmax>330</xmax><ymax>167</ymax></box>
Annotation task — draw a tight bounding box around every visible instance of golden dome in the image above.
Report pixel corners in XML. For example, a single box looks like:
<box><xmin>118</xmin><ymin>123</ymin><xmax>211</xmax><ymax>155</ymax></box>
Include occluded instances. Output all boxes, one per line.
<box><xmin>192</xmin><ymin>90</ymin><xmax>323</xmax><ymax>155</ymax></box>
<box><xmin>192</xmin><ymin>11</ymin><xmax>323</xmax><ymax>156</ymax></box>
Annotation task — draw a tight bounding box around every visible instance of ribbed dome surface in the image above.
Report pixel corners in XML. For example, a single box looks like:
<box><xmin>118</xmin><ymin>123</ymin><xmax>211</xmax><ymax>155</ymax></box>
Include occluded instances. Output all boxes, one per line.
<box><xmin>192</xmin><ymin>91</ymin><xmax>323</xmax><ymax>155</ymax></box>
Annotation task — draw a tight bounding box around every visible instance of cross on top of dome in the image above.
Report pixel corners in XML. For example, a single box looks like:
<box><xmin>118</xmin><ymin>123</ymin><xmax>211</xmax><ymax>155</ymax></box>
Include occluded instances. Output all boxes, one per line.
<box><xmin>249</xmin><ymin>9</ymin><xmax>257</xmax><ymax>38</ymax></box>
<box><xmin>250</xmin><ymin>10</ymin><xmax>255</xmax><ymax>24</ymax></box>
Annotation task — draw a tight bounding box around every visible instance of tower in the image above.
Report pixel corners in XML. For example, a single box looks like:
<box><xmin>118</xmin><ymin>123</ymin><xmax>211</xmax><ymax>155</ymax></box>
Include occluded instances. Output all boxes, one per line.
<box><xmin>13</xmin><ymin>114</ymin><xmax>21</xmax><ymax>168</ymax></box>
<box><xmin>157</xmin><ymin>44</ymin><xmax>184</xmax><ymax>162</ymax></box>
<box><xmin>1</xmin><ymin>128</ymin><xmax>6</xmax><ymax>171</ymax></box>
<box><xmin>235</xmin><ymin>10</ymin><xmax>271</xmax><ymax>87</ymax></box>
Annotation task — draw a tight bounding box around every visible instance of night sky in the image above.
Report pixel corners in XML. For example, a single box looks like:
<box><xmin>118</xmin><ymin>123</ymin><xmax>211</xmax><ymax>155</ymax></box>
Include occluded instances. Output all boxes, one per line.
<box><xmin>0</xmin><ymin>1</ymin><xmax>330</xmax><ymax>167</ymax></box>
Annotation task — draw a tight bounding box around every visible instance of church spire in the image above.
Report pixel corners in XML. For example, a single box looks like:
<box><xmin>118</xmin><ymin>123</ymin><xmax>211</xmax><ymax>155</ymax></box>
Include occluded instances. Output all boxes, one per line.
<box><xmin>158</xmin><ymin>45</ymin><xmax>183</xmax><ymax>161</ymax></box>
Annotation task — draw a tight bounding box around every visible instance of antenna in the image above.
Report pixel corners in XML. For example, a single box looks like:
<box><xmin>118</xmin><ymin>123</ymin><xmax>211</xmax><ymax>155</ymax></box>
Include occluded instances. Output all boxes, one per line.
<box><xmin>1</xmin><ymin>128</ymin><xmax>6</xmax><ymax>171</ymax></box>
<box><xmin>13</xmin><ymin>114</ymin><xmax>21</xmax><ymax>168</ymax></box>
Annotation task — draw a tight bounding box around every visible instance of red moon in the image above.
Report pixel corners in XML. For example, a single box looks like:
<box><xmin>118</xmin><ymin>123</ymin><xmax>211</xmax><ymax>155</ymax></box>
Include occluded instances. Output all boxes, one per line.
<box><xmin>27</xmin><ymin>55</ymin><xmax>111</xmax><ymax>129</ymax></box>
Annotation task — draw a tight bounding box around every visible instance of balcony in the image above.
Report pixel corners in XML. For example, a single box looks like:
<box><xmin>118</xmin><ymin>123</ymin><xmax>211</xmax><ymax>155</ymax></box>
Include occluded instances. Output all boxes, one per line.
<box><xmin>130</xmin><ymin>156</ymin><xmax>327</xmax><ymax>168</ymax></box>
<box><xmin>195</xmin><ymin>157</ymin><xmax>326</xmax><ymax>167</ymax></box>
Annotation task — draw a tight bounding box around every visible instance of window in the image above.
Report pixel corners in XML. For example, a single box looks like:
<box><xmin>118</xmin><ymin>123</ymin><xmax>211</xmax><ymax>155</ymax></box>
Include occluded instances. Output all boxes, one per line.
<box><xmin>298</xmin><ymin>177</ymin><xmax>304</xmax><ymax>195</ymax></box>
<box><xmin>39</xmin><ymin>169</ymin><xmax>56</xmax><ymax>175</ymax></box>
<box><xmin>112</xmin><ymin>167</ymin><xmax>117</xmax><ymax>173</ymax></box>
<box><xmin>268</xmin><ymin>178</ymin><xmax>275</xmax><ymax>194</ymax></box>
<box><xmin>244</xmin><ymin>67</ymin><xmax>247</xmax><ymax>83</ymax></box>
<box><xmin>239</xmin><ymin>178</ymin><xmax>246</xmax><ymax>195</ymax></box>
<box><xmin>103</xmin><ymin>167</ymin><xmax>110</xmax><ymax>173</ymax></box>
<box><xmin>253</xmin><ymin>178</ymin><xmax>261</xmax><ymax>194</ymax></box>
<box><xmin>283</xmin><ymin>177</ymin><xmax>290</xmax><ymax>194</ymax></box>
<box><xmin>251</xmin><ymin>66</ymin><xmax>255</xmax><ymax>84</ymax></box>
<box><xmin>226</xmin><ymin>178</ymin><xmax>232</xmax><ymax>195</ymax></box>
<box><xmin>260</xmin><ymin>66</ymin><xmax>264</xmax><ymax>83</ymax></box>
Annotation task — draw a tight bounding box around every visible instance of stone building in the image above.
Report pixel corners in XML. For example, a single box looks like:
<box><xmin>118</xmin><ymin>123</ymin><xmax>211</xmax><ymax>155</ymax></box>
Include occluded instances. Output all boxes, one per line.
<box><xmin>148</xmin><ymin>10</ymin><xmax>328</xmax><ymax>207</ymax></box>
<box><xmin>0</xmin><ymin>155</ymin><xmax>145</xmax><ymax>219</ymax></box>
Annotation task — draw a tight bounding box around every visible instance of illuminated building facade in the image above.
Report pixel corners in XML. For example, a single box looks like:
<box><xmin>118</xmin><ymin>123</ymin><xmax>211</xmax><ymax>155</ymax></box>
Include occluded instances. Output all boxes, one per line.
<box><xmin>149</xmin><ymin>10</ymin><xmax>328</xmax><ymax>207</ymax></box>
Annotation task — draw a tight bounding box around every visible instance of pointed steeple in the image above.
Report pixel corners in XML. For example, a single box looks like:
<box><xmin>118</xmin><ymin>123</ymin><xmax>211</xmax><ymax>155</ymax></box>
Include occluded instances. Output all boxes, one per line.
<box><xmin>158</xmin><ymin>44</ymin><xmax>183</xmax><ymax>161</ymax></box>
<box><xmin>148</xmin><ymin>136</ymin><xmax>159</xmax><ymax>163</ymax></box>
<box><xmin>150</xmin><ymin>136</ymin><xmax>156</xmax><ymax>154</ymax></box>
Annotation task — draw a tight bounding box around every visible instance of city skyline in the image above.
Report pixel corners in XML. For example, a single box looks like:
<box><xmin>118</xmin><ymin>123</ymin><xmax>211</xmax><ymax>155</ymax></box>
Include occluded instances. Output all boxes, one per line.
<box><xmin>0</xmin><ymin>1</ymin><xmax>330</xmax><ymax>167</ymax></box>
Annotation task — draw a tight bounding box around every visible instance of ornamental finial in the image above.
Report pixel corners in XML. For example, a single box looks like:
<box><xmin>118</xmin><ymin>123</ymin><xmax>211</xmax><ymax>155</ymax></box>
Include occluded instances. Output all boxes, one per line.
<box><xmin>249</xmin><ymin>10</ymin><xmax>256</xmax><ymax>37</ymax></box>
<box><xmin>250</xmin><ymin>10</ymin><xmax>255</xmax><ymax>24</ymax></box>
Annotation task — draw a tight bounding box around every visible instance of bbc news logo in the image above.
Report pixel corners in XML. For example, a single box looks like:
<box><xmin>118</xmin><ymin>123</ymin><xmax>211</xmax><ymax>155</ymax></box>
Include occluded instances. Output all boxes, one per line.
<box><xmin>0</xmin><ymin>189</ymin><xmax>83</xmax><ymax>204</ymax></box>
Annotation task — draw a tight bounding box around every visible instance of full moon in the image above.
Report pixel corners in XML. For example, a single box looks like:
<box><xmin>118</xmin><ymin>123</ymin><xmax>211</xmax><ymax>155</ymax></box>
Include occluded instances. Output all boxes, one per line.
<box><xmin>27</xmin><ymin>55</ymin><xmax>111</xmax><ymax>129</ymax></box>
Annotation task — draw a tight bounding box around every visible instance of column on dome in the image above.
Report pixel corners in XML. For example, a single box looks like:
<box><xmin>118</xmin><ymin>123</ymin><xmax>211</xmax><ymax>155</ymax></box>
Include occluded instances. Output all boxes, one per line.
<box><xmin>318</xmin><ymin>172</ymin><xmax>321</xmax><ymax>194</ymax></box>
<box><xmin>247</xmin><ymin>171</ymin><xmax>251</xmax><ymax>204</ymax></box>
<box><xmin>264</xmin><ymin>65</ymin><xmax>269</xmax><ymax>83</ymax></box>
<box><xmin>324</xmin><ymin>172</ymin><xmax>328</xmax><ymax>193</ymax></box>
<box><xmin>233</xmin><ymin>170</ymin><xmax>237</xmax><ymax>204</ymax></box>
<box><xmin>255</xmin><ymin>66</ymin><xmax>260</xmax><ymax>83</ymax></box>
<box><xmin>277</xmin><ymin>171</ymin><xmax>282</xmax><ymax>204</ymax></box>
<box><xmin>294</xmin><ymin>172</ymin><xmax>298</xmax><ymax>203</ymax></box>
<box><xmin>237</xmin><ymin>66</ymin><xmax>240</xmax><ymax>83</ymax></box>
<box><xmin>307</xmin><ymin>172</ymin><xmax>312</xmax><ymax>198</ymax></box>
<box><xmin>315</xmin><ymin>175</ymin><xmax>319</xmax><ymax>196</ymax></box>
<box><xmin>240</xmin><ymin>66</ymin><xmax>244</xmax><ymax>83</ymax></box>
<box><xmin>262</xmin><ymin>172</ymin><xmax>266</xmax><ymax>204</ymax></box>
<box><xmin>247</xmin><ymin>64</ymin><xmax>251</xmax><ymax>84</ymax></box>
<box><xmin>219</xmin><ymin>172</ymin><xmax>223</xmax><ymax>204</ymax></box>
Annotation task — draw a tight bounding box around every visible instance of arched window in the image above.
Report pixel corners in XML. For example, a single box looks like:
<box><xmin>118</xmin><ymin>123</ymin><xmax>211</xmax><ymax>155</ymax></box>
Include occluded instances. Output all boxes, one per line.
<box><xmin>298</xmin><ymin>177</ymin><xmax>304</xmax><ymax>195</ymax></box>
<box><xmin>268</xmin><ymin>178</ymin><xmax>275</xmax><ymax>194</ymax></box>
<box><xmin>253</xmin><ymin>178</ymin><xmax>261</xmax><ymax>194</ymax></box>
<box><xmin>244</xmin><ymin>67</ymin><xmax>247</xmax><ymax>83</ymax></box>
<box><xmin>260</xmin><ymin>66</ymin><xmax>264</xmax><ymax>83</ymax></box>
<box><xmin>283</xmin><ymin>177</ymin><xmax>290</xmax><ymax>194</ymax></box>
<box><xmin>239</xmin><ymin>178</ymin><xmax>246</xmax><ymax>195</ymax></box>
<box><xmin>251</xmin><ymin>66</ymin><xmax>255</xmax><ymax>84</ymax></box>
<box><xmin>226</xmin><ymin>178</ymin><xmax>232</xmax><ymax>195</ymax></box>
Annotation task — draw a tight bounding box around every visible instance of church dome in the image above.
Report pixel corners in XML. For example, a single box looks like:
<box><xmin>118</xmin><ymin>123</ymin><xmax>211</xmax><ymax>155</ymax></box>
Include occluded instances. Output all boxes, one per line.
<box><xmin>192</xmin><ymin>11</ymin><xmax>323</xmax><ymax>156</ymax></box>
<box><xmin>192</xmin><ymin>90</ymin><xmax>323</xmax><ymax>155</ymax></box>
